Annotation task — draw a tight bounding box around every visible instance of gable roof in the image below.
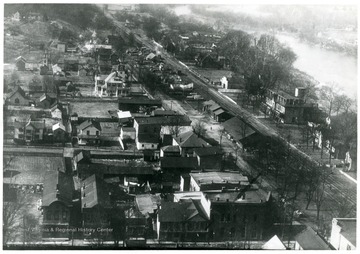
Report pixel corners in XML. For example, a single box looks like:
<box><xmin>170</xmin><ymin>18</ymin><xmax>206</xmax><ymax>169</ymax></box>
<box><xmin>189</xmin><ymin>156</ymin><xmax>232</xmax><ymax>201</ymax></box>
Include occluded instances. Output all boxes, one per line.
<box><xmin>334</xmin><ymin>218</ymin><xmax>356</xmax><ymax>247</ymax></box>
<box><xmin>7</xmin><ymin>86</ymin><xmax>27</xmax><ymax>100</ymax></box>
<box><xmin>15</xmin><ymin>56</ymin><xmax>27</xmax><ymax>63</ymax></box>
<box><xmin>295</xmin><ymin>226</ymin><xmax>331</xmax><ymax>250</ymax></box>
<box><xmin>222</xmin><ymin>117</ymin><xmax>257</xmax><ymax>141</ymax></box>
<box><xmin>173</xmin><ymin>131</ymin><xmax>210</xmax><ymax>148</ymax></box>
<box><xmin>42</xmin><ymin>171</ymin><xmax>74</xmax><ymax>207</ymax></box>
<box><xmin>78</xmin><ymin>120</ymin><xmax>102</xmax><ymax>131</ymax></box>
<box><xmin>209</xmin><ymin>103</ymin><xmax>221</xmax><ymax>112</ymax></box>
<box><xmin>81</xmin><ymin>174</ymin><xmax>111</xmax><ymax>209</ymax></box>
<box><xmin>159</xmin><ymin>199</ymin><xmax>209</xmax><ymax>222</ymax></box>
<box><xmin>262</xmin><ymin>235</ymin><xmax>287</xmax><ymax>250</ymax></box>
<box><xmin>161</xmin><ymin>145</ymin><xmax>181</xmax><ymax>153</ymax></box>
<box><xmin>213</xmin><ymin>108</ymin><xmax>226</xmax><ymax>116</ymax></box>
<box><xmin>52</xmin><ymin>122</ymin><xmax>66</xmax><ymax>132</ymax></box>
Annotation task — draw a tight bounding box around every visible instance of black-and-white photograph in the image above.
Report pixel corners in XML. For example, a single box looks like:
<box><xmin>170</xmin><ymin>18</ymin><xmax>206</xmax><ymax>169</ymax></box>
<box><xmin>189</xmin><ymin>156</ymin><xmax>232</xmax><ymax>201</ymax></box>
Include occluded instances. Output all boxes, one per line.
<box><xmin>2</xmin><ymin>1</ymin><xmax>357</xmax><ymax>250</ymax></box>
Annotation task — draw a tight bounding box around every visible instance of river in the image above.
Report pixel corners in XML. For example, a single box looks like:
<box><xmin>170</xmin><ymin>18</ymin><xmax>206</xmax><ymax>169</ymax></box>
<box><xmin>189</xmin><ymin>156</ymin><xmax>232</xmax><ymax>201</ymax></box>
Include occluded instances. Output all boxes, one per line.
<box><xmin>172</xmin><ymin>5</ymin><xmax>358</xmax><ymax>98</ymax></box>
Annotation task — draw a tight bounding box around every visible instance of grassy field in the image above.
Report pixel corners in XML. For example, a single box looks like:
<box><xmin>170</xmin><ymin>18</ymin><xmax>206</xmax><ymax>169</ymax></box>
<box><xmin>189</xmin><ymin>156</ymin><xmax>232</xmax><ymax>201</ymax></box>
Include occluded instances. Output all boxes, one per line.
<box><xmin>69</xmin><ymin>101</ymin><xmax>119</xmax><ymax>118</ymax></box>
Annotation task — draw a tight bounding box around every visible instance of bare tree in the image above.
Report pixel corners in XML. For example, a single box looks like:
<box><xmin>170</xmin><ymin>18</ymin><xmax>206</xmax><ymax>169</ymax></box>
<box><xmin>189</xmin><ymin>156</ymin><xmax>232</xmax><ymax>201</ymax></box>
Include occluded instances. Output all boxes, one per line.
<box><xmin>319</xmin><ymin>82</ymin><xmax>340</xmax><ymax>116</ymax></box>
<box><xmin>169</xmin><ymin>117</ymin><xmax>183</xmax><ymax>137</ymax></box>
<box><xmin>3</xmin><ymin>190</ymin><xmax>28</xmax><ymax>244</ymax></box>
<box><xmin>192</xmin><ymin>120</ymin><xmax>206</xmax><ymax>137</ymax></box>
<box><xmin>313</xmin><ymin>165</ymin><xmax>333</xmax><ymax>223</ymax></box>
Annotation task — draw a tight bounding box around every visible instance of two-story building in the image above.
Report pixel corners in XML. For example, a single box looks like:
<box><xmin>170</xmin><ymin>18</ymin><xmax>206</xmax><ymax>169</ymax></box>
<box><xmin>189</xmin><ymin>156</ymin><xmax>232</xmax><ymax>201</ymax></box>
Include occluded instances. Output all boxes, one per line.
<box><xmin>180</xmin><ymin>172</ymin><xmax>273</xmax><ymax>242</ymax></box>
<box><xmin>77</xmin><ymin>120</ymin><xmax>102</xmax><ymax>145</ymax></box>
<box><xmin>157</xmin><ymin>192</ymin><xmax>211</xmax><ymax>242</ymax></box>
<box><xmin>13</xmin><ymin>119</ymin><xmax>45</xmax><ymax>142</ymax></box>
<box><xmin>6</xmin><ymin>86</ymin><xmax>30</xmax><ymax>106</ymax></box>
<box><xmin>42</xmin><ymin>170</ymin><xmax>75</xmax><ymax>239</ymax></box>
<box><xmin>263</xmin><ymin>88</ymin><xmax>325</xmax><ymax>124</ymax></box>
<box><xmin>95</xmin><ymin>71</ymin><xmax>128</xmax><ymax>97</ymax></box>
<box><xmin>81</xmin><ymin>174</ymin><xmax>113</xmax><ymax>240</ymax></box>
<box><xmin>330</xmin><ymin>218</ymin><xmax>356</xmax><ymax>250</ymax></box>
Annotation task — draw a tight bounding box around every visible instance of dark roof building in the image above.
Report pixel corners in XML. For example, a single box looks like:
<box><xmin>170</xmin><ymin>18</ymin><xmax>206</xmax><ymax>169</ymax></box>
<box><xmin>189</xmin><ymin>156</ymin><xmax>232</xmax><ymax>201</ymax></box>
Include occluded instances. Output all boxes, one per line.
<box><xmin>42</xmin><ymin>170</ymin><xmax>74</xmax><ymax>207</ymax></box>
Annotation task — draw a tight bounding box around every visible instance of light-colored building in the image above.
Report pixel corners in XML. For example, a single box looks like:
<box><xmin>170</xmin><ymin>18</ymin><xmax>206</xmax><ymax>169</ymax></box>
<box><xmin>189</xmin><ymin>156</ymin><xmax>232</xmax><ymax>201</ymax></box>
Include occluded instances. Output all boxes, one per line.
<box><xmin>330</xmin><ymin>218</ymin><xmax>356</xmax><ymax>250</ymax></box>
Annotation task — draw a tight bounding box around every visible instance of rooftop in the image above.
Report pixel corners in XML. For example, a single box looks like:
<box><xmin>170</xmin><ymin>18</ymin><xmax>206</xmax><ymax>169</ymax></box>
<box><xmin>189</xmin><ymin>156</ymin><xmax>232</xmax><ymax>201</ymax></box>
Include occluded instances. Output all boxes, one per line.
<box><xmin>173</xmin><ymin>131</ymin><xmax>211</xmax><ymax>148</ymax></box>
<box><xmin>78</xmin><ymin>119</ymin><xmax>102</xmax><ymax>131</ymax></box>
<box><xmin>135</xmin><ymin>194</ymin><xmax>161</xmax><ymax>217</ymax></box>
<box><xmin>190</xmin><ymin>172</ymin><xmax>249</xmax><ymax>185</ymax></box>
<box><xmin>160</xmin><ymin>157</ymin><xmax>198</xmax><ymax>169</ymax></box>
<box><xmin>135</xmin><ymin>115</ymin><xmax>191</xmax><ymax>126</ymax></box>
<box><xmin>81</xmin><ymin>174</ymin><xmax>111</xmax><ymax>209</ymax></box>
<box><xmin>118</xmin><ymin>97</ymin><xmax>162</xmax><ymax>105</ymax></box>
<box><xmin>206</xmin><ymin>188</ymin><xmax>270</xmax><ymax>203</ymax></box>
<box><xmin>159</xmin><ymin>199</ymin><xmax>209</xmax><ymax>222</ymax></box>
<box><xmin>334</xmin><ymin>218</ymin><xmax>356</xmax><ymax>247</ymax></box>
<box><xmin>223</xmin><ymin>117</ymin><xmax>257</xmax><ymax>141</ymax></box>
<box><xmin>42</xmin><ymin>170</ymin><xmax>74</xmax><ymax>207</ymax></box>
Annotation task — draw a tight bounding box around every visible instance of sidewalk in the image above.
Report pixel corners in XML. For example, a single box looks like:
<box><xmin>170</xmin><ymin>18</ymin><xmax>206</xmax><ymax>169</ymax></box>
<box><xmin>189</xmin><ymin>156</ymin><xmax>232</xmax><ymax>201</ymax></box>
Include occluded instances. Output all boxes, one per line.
<box><xmin>339</xmin><ymin>170</ymin><xmax>357</xmax><ymax>184</ymax></box>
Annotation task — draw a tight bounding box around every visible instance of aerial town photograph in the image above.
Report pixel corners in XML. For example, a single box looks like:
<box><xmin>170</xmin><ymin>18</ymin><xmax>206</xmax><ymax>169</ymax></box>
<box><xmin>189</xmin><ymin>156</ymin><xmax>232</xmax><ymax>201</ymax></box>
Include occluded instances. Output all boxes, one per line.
<box><xmin>1</xmin><ymin>1</ymin><xmax>357</xmax><ymax>251</ymax></box>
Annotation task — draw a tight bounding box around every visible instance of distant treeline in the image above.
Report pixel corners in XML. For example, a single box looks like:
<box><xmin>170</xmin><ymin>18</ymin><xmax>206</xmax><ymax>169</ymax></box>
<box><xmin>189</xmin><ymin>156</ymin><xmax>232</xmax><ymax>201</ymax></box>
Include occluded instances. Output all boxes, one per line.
<box><xmin>4</xmin><ymin>4</ymin><xmax>113</xmax><ymax>30</ymax></box>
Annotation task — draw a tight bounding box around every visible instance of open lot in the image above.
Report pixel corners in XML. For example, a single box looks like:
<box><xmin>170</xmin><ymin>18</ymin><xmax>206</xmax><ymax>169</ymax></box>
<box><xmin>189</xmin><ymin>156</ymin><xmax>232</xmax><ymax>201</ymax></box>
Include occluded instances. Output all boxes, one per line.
<box><xmin>3</xmin><ymin>155</ymin><xmax>66</xmax><ymax>185</ymax></box>
<box><xmin>69</xmin><ymin>101</ymin><xmax>119</xmax><ymax>119</ymax></box>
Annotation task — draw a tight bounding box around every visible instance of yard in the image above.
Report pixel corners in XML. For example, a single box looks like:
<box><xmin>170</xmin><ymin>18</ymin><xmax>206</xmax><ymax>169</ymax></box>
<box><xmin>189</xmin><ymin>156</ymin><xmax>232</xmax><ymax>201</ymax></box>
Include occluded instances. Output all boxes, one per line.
<box><xmin>3</xmin><ymin>155</ymin><xmax>66</xmax><ymax>185</ymax></box>
<box><xmin>69</xmin><ymin>101</ymin><xmax>119</xmax><ymax>119</ymax></box>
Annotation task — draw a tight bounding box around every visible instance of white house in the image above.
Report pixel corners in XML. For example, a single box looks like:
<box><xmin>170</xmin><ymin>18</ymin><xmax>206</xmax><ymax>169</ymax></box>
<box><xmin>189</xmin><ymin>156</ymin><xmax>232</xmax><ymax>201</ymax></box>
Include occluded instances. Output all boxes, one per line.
<box><xmin>330</xmin><ymin>218</ymin><xmax>356</xmax><ymax>250</ymax></box>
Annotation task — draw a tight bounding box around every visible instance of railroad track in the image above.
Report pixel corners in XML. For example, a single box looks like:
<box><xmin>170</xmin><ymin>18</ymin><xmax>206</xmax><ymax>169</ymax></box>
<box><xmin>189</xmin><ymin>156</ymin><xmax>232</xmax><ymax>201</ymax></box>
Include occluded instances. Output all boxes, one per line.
<box><xmin>106</xmin><ymin>11</ymin><xmax>357</xmax><ymax>209</ymax></box>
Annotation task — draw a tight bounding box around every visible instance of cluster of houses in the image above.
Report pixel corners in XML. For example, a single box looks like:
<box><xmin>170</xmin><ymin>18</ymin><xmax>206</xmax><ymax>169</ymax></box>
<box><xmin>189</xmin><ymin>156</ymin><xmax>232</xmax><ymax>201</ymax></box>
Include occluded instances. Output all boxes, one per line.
<box><xmin>3</xmin><ymin>7</ymin><xmax>356</xmax><ymax>250</ymax></box>
<box><xmin>40</xmin><ymin>145</ymin><xmax>276</xmax><ymax>244</ymax></box>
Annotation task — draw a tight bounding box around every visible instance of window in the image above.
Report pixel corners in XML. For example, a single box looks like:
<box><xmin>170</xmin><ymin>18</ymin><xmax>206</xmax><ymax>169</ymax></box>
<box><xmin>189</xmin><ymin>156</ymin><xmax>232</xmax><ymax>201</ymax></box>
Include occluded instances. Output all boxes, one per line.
<box><xmin>230</xmin><ymin>227</ymin><xmax>236</xmax><ymax>238</ymax></box>
<box><xmin>15</xmin><ymin>98</ymin><xmax>20</xmax><ymax>104</ymax></box>
<box><xmin>96</xmin><ymin>131</ymin><xmax>99</xmax><ymax>136</ymax></box>
<box><xmin>151</xmin><ymin>144</ymin><xmax>154</xmax><ymax>148</ymax></box>
<box><xmin>54</xmin><ymin>211</ymin><xmax>59</xmax><ymax>220</ymax></box>
<box><xmin>251</xmin><ymin>229</ymin><xmax>257</xmax><ymax>239</ymax></box>
<box><xmin>62</xmin><ymin>210</ymin><xmax>67</xmax><ymax>220</ymax></box>
<box><xmin>221</xmin><ymin>214</ymin><xmax>225</xmax><ymax>222</ymax></box>
<box><xmin>240</xmin><ymin>225</ymin><xmax>246</xmax><ymax>238</ymax></box>
<box><xmin>142</xmin><ymin>144</ymin><xmax>144</xmax><ymax>148</ymax></box>
<box><xmin>87</xmin><ymin>130</ymin><xmax>90</xmax><ymax>135</ymax></box>
<box><xmin>226</xmin><ymin>213</ymin><xmax>231</xmax><ymax>222</ymax></box>
<box><xmin>187</xmin><ymin>223</ymin><xmax>193</xmax><ymax>231</ymax></box>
